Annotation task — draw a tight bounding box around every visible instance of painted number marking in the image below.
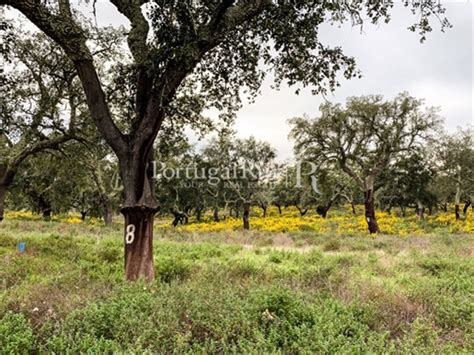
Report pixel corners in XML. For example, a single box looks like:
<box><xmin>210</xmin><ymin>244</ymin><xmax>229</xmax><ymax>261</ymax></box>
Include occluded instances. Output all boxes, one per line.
<box><xmin>125</xmin><ymin>224</ymin><xmax>136</xmax><ymax>244</ymax></box>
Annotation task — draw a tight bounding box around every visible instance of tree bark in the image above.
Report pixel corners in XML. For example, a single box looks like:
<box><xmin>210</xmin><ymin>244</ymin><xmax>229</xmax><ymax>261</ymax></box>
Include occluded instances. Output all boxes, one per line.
<box><xmin>296</xmin><ymin>205</ymin><xmax>308</xmax><ymax>217</ymax></box>
<box><xmin>104</xmin><ymin>202</ymin><xmax>113</xmax><ymax>226</ymax></box>
<box><xmin>463</xmin><ymin>202</ymin><xmax>471</xmax><ymax>216</ymax></box>
<box><xmin>42</xmin><ymin>208</ymin><xmax>52</xmax><ymax>221</ymax></box>
<box><xmin>364</xmin><ymin>176</ymin><xmax>379</xmax><ymax>234</ymax></box>
<box><xmin>0</xmin><ymin>184</ymin><xmax>6</xmax><ymax>222</ymax></box>
<box><xmin>455</xmin><ymin>204</ymin><xmax>460</xmax><ymax>220</ymax></box>
<box><xmin>350</xmin><ymin>201</ymin><xmax>356</xmax><ymax>215</ymax></box>
<box><xmin>119</xmin><ymin>155</ymin><xmax>159</xmax><ymax>281</ymax></box>
<box><xmin>316</xmin><ymin>206</ymin><xmax>328</xmax><ymax>218</ymax></box>
<box><xmin>455</xmin><ymin>168</ymin><xmax>462</xmax><ymax>220</ymax></box>
<box><xmin>243</xmin><ymin>202</ymin><xmax>250</xmax><ymax>230</ymax></box>
<box><xmin>417</xmin><ymin>200</ymin><xmax>424</xmax><ymax>220</ymax></box>
<box><xmin>38</xmin><ymin>196</ymin><xmax>52</xmax><ymax>221</ymax></box>
<box><xmin>276</xmin><ymin>203</ymin><xmax>282</xmax><ymax>215</ymax></box>
<box><xmin>455</xmin><ymin>187</ymin><xmax>461</xmax><ymax>220</ymax></box>
<box><xmin>400</xmin><ymin>205</ymin><xmax>406</xmax><ymax>218</ymax></box>
<box><xmin>122</xmin><ymin>207</ymin><xmax>155</xmax><ymax>282</ymax></box>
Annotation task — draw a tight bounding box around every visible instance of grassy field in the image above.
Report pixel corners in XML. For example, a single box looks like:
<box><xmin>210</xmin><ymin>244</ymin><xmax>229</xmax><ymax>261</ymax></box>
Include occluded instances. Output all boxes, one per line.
<box><xmin>0</xmin><ymin>217</ymin><xmax>473</xmax><ymax>353</ymax></box>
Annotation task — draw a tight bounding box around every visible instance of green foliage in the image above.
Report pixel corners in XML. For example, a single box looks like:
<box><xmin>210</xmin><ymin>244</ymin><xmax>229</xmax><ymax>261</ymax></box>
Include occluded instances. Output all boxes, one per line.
<box><xmin>155</xmin><ymin>257</ymin><xmax>192</xmax><ymax>283</ymax></box>
<box><xmin>0</xmin><ymin>220</ymin><xmax>472</xmax><ymax>352</ymax></box>
<box><xmin>0</xmin><ymin>312</ymin><xmax>34</xmax><ymax>353</ymax></box>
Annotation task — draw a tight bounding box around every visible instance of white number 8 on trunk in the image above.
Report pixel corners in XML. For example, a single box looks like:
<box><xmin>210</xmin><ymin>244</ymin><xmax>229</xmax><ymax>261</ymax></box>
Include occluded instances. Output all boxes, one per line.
<box><xmin>125</xmin><ymin>224</ymin><xmax>136</xmax><ymax>244</ymax></box>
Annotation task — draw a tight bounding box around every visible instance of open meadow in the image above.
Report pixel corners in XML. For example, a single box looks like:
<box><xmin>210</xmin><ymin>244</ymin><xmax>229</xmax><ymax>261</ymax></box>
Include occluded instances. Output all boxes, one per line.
<box><xmin>1</xmin><ymin>209</ymin><xmax>473</xmax><ymax>353</ymax></box>
<box><xmin>2</xmin><ymin>1</ymin><xmax>473</xmax><ymax>354</ymax></box>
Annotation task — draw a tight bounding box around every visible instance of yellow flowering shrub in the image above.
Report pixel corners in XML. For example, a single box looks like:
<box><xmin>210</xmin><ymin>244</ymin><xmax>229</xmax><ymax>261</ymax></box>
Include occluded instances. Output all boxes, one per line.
<box><xmin>173</xmin><ymin>206</ymin><xmax>473</xmax><ymax>236</ymax></box>
<box><xmin>4</xmin><ymin>210</ymin><xmax>41</xmax><ymax>221</ymax></box>
<box><xmin>4</xmin><ymin>211</ymin><xmax>103</xmax><ymax>225</ymax></box>
<box><xmin>4</xmin><ymin>205</ymin><xmax>472</xmax><ymax>236</ymax></box>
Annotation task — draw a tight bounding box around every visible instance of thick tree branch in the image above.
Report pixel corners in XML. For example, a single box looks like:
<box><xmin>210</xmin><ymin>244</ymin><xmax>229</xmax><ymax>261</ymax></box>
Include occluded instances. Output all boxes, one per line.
<box><xmin>3</xmin><ymin>0</ymin><xmax>128</xmax><ymax>156</ymax></box>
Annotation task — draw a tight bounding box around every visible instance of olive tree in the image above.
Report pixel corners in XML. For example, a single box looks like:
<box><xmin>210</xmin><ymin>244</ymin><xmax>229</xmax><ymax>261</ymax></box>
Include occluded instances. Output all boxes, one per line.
<box><xmin>290</xmin><ymin>93</ymin><xmax>441</xmax><ymax>233</ymax></box>
<box><xmin>2</xmin><ymin>0</ymin><xmax>450</xmax><ymax>279</ymax></box>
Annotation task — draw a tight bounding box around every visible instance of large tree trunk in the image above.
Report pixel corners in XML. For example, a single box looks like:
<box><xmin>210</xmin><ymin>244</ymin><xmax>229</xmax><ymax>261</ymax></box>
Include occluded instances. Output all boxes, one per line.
<box><xmin>364</xmin><ymin>176</ymin><xmax>379</xmax><ymax>234</ymax></box>
<box><xmin>0</xmin><ymin>184</ymin><xmax>6</xmax><ymax>222</ymax></box>
<box><xmin>122</xmin><ymin>207</ymin><xmax>155</xmax><ymax>281</ymax></box>
<box><xmin>243</xmin><ymin>202</ymin><xmax>250</xmax><ymax>230</ymax></box>
<box><xmin>120</xmin><ymin>155</ymin><xmax>159</xmax><ymax>282</ymax></box>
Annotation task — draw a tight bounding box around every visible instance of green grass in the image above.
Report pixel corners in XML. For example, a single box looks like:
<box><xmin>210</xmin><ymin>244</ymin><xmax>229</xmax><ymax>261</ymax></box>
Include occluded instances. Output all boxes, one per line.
<box><xmin>0</xmin><ymin>220</ymin><xmax>473</xmax><ymax>353</ymax></box>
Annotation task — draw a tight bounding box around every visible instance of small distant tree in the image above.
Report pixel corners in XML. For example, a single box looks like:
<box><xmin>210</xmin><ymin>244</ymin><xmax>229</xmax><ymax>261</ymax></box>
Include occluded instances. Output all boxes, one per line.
<box><xmin>273</xmin><ymin>165</ymin><xmax>317</xmax><ymax>217</ymax></box>
<box><xmin>379</xmin><ymin>150</ymin><xmax>436</xmax><ymax>219</ymax></box>
<box><xmin>314</xmin><ymin>169</ymin><xmax>348</xmax><ymax>218</ymax></box>
<box><xmin>435</xmin><ymin>128</ymin><xmax>474</xmax><ymax>220</ymax></box>
<box><xmin>232</xmin><ymin>137</ymin><xmax>277</xmax><ymax>229</ymax></box>
<box><xmin>290</xmin><ymin>93</ymin><xmax>441</xmax><ymax>233</ymax></box>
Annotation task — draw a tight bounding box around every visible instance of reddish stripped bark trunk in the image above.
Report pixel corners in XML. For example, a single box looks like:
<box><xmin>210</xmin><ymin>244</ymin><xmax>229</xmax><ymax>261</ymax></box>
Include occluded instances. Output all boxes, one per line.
<box><xmin>364</xmin><ymin>176</ymin><xmax>379</xmax><ymax>234</ymax></box>
<box><xmin>119</xmin><ymin>155</ymin><xmax>159</xmax><ymax>282</ymax></box>
<box><xmin>123</xmin><ymin>208</ymin><xmax>155</xmax><ymax>281</ymax></box>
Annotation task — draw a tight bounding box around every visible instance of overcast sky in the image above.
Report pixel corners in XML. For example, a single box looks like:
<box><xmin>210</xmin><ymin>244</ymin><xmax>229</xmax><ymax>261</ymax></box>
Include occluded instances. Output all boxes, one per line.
<box><xmin>8</xmin><ymin>1</ymin><xmax>473</xmax><ymax>161</ymax></box>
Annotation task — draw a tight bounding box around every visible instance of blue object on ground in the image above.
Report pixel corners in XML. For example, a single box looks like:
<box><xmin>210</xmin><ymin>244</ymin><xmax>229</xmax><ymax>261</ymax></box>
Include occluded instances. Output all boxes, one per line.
<box><xmin>18</xmin><ymin>242</ymin><xmax>26</xmax><ymax>253</ymax></box>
